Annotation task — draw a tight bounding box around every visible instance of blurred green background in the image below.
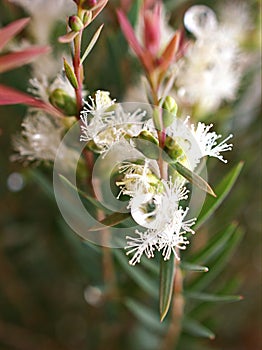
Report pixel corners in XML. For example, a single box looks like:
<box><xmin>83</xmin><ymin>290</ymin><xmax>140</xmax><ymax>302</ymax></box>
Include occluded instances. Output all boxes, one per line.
<box><xmin>0</xmin><ymin>0</ymin><xmax>261</xmax><ymax>349</ymax></box>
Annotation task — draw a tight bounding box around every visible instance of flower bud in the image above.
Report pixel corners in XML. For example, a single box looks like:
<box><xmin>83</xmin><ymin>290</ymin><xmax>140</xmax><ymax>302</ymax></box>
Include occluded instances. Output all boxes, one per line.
<box><xmin>49</xmin><ymin>89</ymin><xmax>77</xmax><ymax>116</ymax></box>
<box><xmin>69</xmin><ymin>15</ymin><xmax>84</xmax><ymax>32</ymax></box>
<box><xmin>80</xmin><ymin>0</ymin><xmax>98</xmax><ymax>10</ymax></box>
<box><xmin>162</xmin><ymin>96</ymin><xmax>178</xmax><ymax>128</ymax></box>
<box><xmin>163</xmin><ymin>136</ymin><xmax>184</xmax><ymax>161</ymax></box>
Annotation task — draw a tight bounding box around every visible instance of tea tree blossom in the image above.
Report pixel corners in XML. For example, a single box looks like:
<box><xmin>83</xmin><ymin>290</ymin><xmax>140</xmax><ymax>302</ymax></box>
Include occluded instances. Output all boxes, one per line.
<box><xmin>28</xmin><ymin>73</ymin><xmax>75</xmax><ymax>103</ymax></box>
<box><xmin>175</xmin><ymin>5</ymin><xmax>245</xmax><ymax>114</ymax></box>
<box><xmin>80</xmin><ymin>91</ymin><xmax>150</xmax><ymax>153</ymax></box>
<box><xmin>12</xmin><ymin>110</ymin><xmax>64</xmax><ymax>163</ymax></box>
<box><xmin>126</xmin><ymin>204</ymin><xmax>196</xmax><ymax>265</ymax></box>
<box><xmin>11</xmin><ymin>109</ymin><xmax>78</xmax><ymax>168</ymax></box>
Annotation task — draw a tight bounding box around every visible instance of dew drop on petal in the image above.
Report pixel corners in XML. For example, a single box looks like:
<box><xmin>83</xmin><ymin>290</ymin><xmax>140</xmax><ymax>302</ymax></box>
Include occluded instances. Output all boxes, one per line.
<box><xmin>184</xmin><ymin>5</ymin><xmax>218</xmax><ymax>38</ymax></box>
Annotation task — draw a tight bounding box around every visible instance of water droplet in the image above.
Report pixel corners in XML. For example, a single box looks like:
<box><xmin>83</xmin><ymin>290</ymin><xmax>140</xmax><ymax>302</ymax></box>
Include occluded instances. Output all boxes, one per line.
<box><xmin>184</xmin><ymin>5</ymin><xmax>218</xmax><ymax>38</ymax></box>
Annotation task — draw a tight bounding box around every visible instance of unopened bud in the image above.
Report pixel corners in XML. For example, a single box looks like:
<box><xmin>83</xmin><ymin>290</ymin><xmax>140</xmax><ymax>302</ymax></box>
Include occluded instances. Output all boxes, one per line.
<box><xmin>81</xmin><ymin>0</ymin><xmax>98</xmax><ymax>10</ymax></box>
<box><xmin>69</xmin><ymin>15</ymin><xmax>84</xmax><ymax>32</ymax></box>
<box><xmin>83</xmin><ymin>11</ymin><xmax>92</xmax><ymax>25</ymax></box>
<box><xmin>162</xmin><ymin>96</ymin><xmax>178</xmax><ymax>128</ymax></box>
<box><xmin>163</xmin><ymin>136</ymin><xmax>184</xmax><ymax>161</ymax></box>
<box><xmin>49</xmin><ymin>89</ymin><xmax>77</xmax><ymax>116</ymax></box>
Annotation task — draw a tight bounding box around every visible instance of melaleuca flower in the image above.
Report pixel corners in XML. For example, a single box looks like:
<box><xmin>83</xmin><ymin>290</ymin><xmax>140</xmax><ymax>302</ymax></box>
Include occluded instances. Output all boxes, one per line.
<box><xmin>11</xmin><ymin>110</ymin><xmax>63</xmax><ymax>163</ymax></box>
<box><xmin>80</xmin><ymin>92</ymin><xmax>151</xmax><ymax>154</ymax></box>
<box><xmin>189</xmin><ymin>120</ymin><xmax>233</xmax><ymax>163</ymax></box>
<box><xmin>126</xmin><ymin>229</ymin><xmax>159</xmax><ymax>265</ymax></box>
<box><xmin>175</xmin><ymin>5</ymin><xmax>245</xmax><ymax>114</ymax></box>
<box><xmin>11</xmin><ymin>109</ymin><xmax>78</xmax><ymax>169</ymax></box>
<box><xmin>129</xmin><ymin>178</ymin><xmax>189</xmax><ymax>229</ymax></box>
<box><xmin>116</xmin><ymin>160</ymin><xmax>161</xmax><ymax>199</ymax></box>
<box><xmin>218</xmin><ymin>0</ymin><xmax>252</xmax><ymax>43</ymax></box>
<box><xmin>126</xmin><ymin>206</ymin><xmax>195</xmax><ymax>265</ymax></box>
<box><xmin>28</xmin><ymin>72</ymin><xmax>75</xmax><ymax>103</ymax></box>
<box><xmin>166</xmin><ymin>117</ymin><xmax>233</xmax><ymax>169</ymax></box>
<box><xmin>157</xmin><ymin>207</ymin><xmax>196</xmax><ymax>261</ymax></box>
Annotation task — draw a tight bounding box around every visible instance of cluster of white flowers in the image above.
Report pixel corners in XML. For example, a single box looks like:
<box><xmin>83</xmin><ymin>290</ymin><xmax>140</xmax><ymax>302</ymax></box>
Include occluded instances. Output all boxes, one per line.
<box><xmin>175</xmin><ymin>4</ymin><xmax>249</xmax><ymax>114</ymax></box>
<box><xmin>79</xmin><ymin>93</ymin><xmax>233</xmax><ymax>265</ymax></box>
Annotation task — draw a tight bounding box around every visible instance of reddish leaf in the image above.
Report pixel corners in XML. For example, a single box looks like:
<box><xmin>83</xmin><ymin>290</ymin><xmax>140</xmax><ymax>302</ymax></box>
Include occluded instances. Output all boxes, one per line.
<box><xmin>58</xmin><ymin>30</ymin><xmax>79</xmax><ymax>43</ymax></box>
<box><xmin>0</xmin><ymin>46</ymin><xmax>50</xmax><ymax>73</ymax></box>
<box><xmin>159</xmin><ymin>31</ymin><xmax>181</xmax><ymax>72</ymax></box>
<box><xmin>0</xmin><ymin>17</ymin><xmax>30</xmax><ymax>51</ymax></box>
<box><xmin>91</xmin><ymin>0</ymin><xmax>109</xmax><ymax>23</ymax></box>
<box><xmin>0</xmin><ymin>84</ymin><xmax>63</xmax><ymax>117</ymax></box>
<box><xmin>117</xmin><ymin>9</ymin><xmax>154</xmax><ymax>72</ymax></box>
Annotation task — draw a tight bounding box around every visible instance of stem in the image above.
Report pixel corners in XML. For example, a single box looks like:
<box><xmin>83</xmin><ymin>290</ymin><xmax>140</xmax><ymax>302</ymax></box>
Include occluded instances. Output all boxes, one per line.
<box><xmin>73</xmin><ymin>30</ymin><xmax>83</xmax><ymax>118</ymax></box>
<box><xmin>161</xmin><ymin>258</ymin><xmax>184</xmax><ymax>350</ymax></box>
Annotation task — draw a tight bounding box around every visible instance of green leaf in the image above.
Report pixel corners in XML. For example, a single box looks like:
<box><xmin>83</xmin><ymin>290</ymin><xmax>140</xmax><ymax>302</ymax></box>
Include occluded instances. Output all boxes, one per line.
<box><xmin>183</xmin><ymin>318</ymin><xmax>215</xmax><ymax>339</ymax></box>
<box><xmin>159</xmin><ymin>255</ymin><xmax>175</xmax><ymax>322</ymax></box>
<box><xmin>184</xmin><ymin>291</ymin><xmax>243</xmax><ymax>303</ymax></box>
<box><xmin>128</xmin><ymin>0</ymin><xmax>142</xmax><ymax>26</ymax></box>
<box><xmin>191</xmin><ymin>223</ymin><xmax>237</xmax><ymax>264</ymax></box>
<box><xmin>29</xmin><ymin>169</ymin><xmax>54</xmax><ymax>200</ymax></box>
<box><xmin>125</xmin><ymin>299</ymin><xmax>166</xmax><ymax>334</ymax></box>
<box><xmin>88</xmin><ymin>211</ymin><xmax>131</xmax><ymax>231</ymax></box>
<box><xmin>113</xmin><ymin>249</ymin><xmax>158</xmax><ymax>299</ymax></box>
<box><xmin>195</xmin><ymin>162</ymin><xmax>244</xmax><ymax>230</ymax></box>
<box><xmin>189</xmin><ymin>226</ymin><xmax>244</xmax><ymax>292</ymax></box>
<box><xmin>181</xmin><ymin>262</ymin><xmax>209</xmax><ymax>273</ymax></box>
<box><xmin>63</xmin><ymin>57</ymin><xmax>78</xmax><ymax>89</ymax></box>
<box><xmin>59</xmin><ymin>174</ymin><xmax>110</xmax><ymax>212</ymax></box>
<box><xmin>171</xmin><ymin>162</ymin><xmax>216</xmax><ymax>197</ymax></box>
<box><xmin>80</xmin><ymin>24</ymin><xmax>104</xmax><ymax>64</ymax></box>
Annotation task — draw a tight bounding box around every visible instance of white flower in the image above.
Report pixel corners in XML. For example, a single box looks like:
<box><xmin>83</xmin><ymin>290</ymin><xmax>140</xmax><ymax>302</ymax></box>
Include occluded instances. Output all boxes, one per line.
<box><xmin>129</xmin><ymin>178</ymin><xmax>189</xmax><ymax>229</ymax></box>
<box><xmin>126</xmin><ymin>229</ymin><xmax>158</xmax><ymax>265</ymax></box>
<box><xmin>190</xmin><ymin>121</ymin><xmax>233</xmax><ymax>163</ymax></box>
<box><xmin>125</xmin><ymin>206</ymin><xmax>196</xmax><ymax>265</ymax></box>
<box><xmin>218</xmin><ymin>1</ymin><xmax>252</xmax><ymax>42</ymax></box>
<box><xmin>12</xmin><ymin>110</ymin><xmax>79</xmax><ymax>170</ymax></box>
<box><xmin>166</xmin><ymin>117</ymin><xmax>233</xmax><ymax>167</ymax></box>
<box><xmin>12</xmin><ymin>110</ymin><xmax>64</xmax><ymax>163</ymax></box>
<box><xmin>157</xmin><ymin>207</ymin><xmax>196</xmax><ymax>261</ymax></box>
<box><xmin>116</xmin><ymin>160</ymin><xmax>158</xmax><ymax>198</ymax></box>
<box><xmin>28</xmin><ymin>72</ymin><xmax>75</xmax><ymax>103</ymax></box>
<box><xmin>80</xmin><ymin>92</ymin><xmax>149</xmax><ymax>154</ymax></box>
<box><xmin>175</xmin><ymin>5</ymin><xmax>244</xmax><ymax>113</ymax></box>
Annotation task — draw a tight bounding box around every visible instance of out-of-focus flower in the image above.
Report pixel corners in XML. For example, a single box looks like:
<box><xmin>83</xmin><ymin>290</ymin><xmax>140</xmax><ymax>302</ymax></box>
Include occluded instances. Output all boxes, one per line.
<box><xmin>218</xmin><ymin>0</ymin><xmax>252</xmax><ymax>42</ymax></box>
<box><xmin>28</xmin><ymin>73</ymin><xmax>76</xmax><ymax>104</ymax></box>
<box><xmin>11</xmin><ymin>110</ymin><xmax>78</xmax><ymax>168</ymax></box>
<box><xmin>9</xmin><ymin>0</ymin><xmax>76</xmax><ymax>43</ymax></box>
<box><xmin>117</xmin><ymin>1</ymin><xmax>183</xmax><ymax>78</ymax></box>
<box><xmin>11</xmin><ymin>110</ymin><xmax>64</xmax><ymax>163</ymax></box>
<box><xmin>175</xmin><ymin>5</ymin><xmax>247</xmax><ymax>114</ymax></box>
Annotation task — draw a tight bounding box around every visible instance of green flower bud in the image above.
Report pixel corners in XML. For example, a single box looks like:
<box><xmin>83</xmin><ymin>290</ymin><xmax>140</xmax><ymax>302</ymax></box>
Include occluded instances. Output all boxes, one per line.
<box><xmin>83</xmin><ymin>11</ymin><xmax>92</xmax><ymax>25</ymax></box>
<box><xmin>69</xmin><ymin>15</ymin><xmax>84</xmax><ymax>32</ymax></box>
<box><xmin>162</xmin><ymin>96</ymin><xmax>178</xmax><ymax>128</ymax></box>
<box><xmin>138</xmin><ymin>130</ymin><xmax>159</xmax><ymax>145</ymax></box>
<box><xmin>163</xmin><ymin>136</ymin><xmax>185</xmax><ymax>162</ymax></box>
<box><xmin>49</xmin><ymin>89</ymin><xmax>77</xmax><ymax>116</ymax></box>
<box><xmin>162</xmin><ymin>96</ymin><xmax>178</xmax><ymax>115</ymax></box>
